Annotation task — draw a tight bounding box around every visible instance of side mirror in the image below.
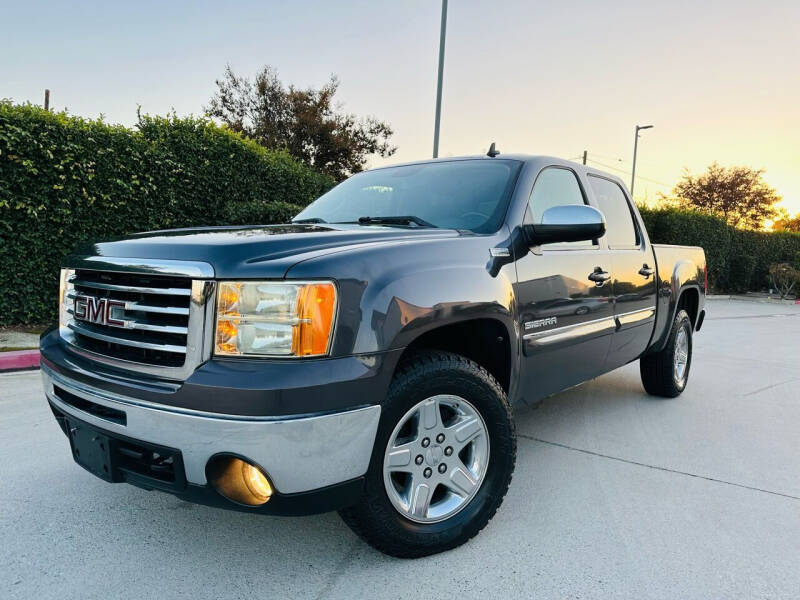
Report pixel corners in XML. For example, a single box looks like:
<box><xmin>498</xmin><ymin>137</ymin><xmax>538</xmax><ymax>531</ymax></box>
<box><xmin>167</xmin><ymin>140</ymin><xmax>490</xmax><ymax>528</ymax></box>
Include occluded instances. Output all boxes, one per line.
<box><xmin>524</xmin><ymin>204</ymin><xmax>606</xmax><ymax>246</ymax></box>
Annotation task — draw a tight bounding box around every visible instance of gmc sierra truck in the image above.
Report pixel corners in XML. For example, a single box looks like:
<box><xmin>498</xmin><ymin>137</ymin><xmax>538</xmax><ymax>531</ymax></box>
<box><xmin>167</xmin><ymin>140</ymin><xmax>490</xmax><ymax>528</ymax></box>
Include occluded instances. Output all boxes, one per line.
<box><xmin>40</xmin><ymin>153</ymin><xmax>706</xmax><ymax>557</ymax></box>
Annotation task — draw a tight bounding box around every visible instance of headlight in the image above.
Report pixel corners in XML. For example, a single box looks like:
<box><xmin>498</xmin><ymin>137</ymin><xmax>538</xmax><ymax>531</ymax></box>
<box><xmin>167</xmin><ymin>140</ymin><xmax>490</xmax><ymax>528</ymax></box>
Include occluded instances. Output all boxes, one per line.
<box><xmin>59</xmin><ymin>268</ymin><xmax>75</xmax><ymax>329</ymax></box>
<box><xmin>215</xmin><ymin>281</ymin><xmax>337</xmax><ymax>357</ymax></box>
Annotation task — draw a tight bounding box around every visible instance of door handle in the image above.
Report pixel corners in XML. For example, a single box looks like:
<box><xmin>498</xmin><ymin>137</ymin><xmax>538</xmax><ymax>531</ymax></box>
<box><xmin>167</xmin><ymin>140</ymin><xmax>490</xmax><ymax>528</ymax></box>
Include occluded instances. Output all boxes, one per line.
<box><xmin>638</xmin><ymin>264</ymin><xmax>655</xmax><ymax>278</ymax></box>
<box><xmin>588</xmin><ymin>267</ymin><xmax>611</xmax><ymax>286</ymax></box>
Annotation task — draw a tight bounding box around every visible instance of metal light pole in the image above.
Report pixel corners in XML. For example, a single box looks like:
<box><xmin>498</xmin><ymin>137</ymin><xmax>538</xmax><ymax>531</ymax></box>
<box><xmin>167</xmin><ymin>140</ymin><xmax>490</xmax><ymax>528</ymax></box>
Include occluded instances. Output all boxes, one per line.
<box><xmin>432</xmin><ymin>0</ymin><xmax>448</xmax><ymax>158</ymax></box>
<box><xmin>630</xmin><ymin>124</ymin><xmax>653</xmax><ymax>197</ymax></box>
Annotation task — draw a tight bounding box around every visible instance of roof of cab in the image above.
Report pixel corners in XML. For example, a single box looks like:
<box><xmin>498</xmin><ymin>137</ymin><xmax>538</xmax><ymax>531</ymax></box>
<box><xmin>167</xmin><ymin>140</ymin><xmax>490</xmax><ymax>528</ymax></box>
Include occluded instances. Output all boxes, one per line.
<box><xmin>367</xmin><ymin>153</ymin><xmax>630</xmax><ymax>192</ymax></box>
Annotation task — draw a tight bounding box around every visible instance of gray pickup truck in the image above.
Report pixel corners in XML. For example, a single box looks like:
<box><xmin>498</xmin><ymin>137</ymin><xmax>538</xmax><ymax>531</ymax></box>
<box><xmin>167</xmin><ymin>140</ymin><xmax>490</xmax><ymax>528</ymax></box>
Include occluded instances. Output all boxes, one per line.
<box><xmin>41</xmin><ymin>152</ymin><xmax>706</xmax><ymax>557</ymax></box>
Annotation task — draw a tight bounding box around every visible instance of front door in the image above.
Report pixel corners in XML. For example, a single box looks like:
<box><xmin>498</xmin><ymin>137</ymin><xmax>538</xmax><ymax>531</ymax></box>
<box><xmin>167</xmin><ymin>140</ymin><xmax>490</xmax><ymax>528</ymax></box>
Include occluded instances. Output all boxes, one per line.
<box><xmin>513</xmin><ymin>166</ymin><xmax>614</xmax><ymax>404</ymax></box>
<box><xmin>586</xmin><ymin>175</ymin><xmax>657</xmax><ymax>369</ymax></box>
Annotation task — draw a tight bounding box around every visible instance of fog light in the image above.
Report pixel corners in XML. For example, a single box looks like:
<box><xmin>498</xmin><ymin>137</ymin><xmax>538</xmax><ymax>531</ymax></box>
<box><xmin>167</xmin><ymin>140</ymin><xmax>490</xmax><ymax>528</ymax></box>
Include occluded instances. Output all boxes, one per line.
<box><xmin>208</xmin><ymin>456</ymin><xmax>273</xmax><ymax>506</ymax></box>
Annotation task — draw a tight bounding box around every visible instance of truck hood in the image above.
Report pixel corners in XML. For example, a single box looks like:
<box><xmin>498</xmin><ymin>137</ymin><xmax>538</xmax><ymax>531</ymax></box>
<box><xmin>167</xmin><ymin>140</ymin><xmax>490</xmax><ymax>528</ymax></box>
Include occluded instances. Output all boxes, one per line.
<box><xmin>75</xmin><ymin>224</ymin><xmax>459</xmax><ymax>278</ymax></box>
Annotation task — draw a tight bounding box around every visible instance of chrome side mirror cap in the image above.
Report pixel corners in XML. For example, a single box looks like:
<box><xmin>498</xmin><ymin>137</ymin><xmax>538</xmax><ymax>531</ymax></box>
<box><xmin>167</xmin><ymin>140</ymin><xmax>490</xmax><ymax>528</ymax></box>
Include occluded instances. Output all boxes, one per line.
<box><xmin>524</xmin><ymin>204</ymin><xmax>606</xmax><ymax>246</ymax></box>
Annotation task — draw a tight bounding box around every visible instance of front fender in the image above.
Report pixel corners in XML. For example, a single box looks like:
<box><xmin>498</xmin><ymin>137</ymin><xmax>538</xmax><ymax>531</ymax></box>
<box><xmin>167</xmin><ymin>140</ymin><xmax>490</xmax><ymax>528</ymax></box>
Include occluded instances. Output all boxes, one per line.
<box><xmin>354</xmin><ymin>263</ymin><xmax>516</xmax><ymax>352</ymax></box>
<box><xmin>284</xmin><ymin>233</ymin><xmax>518</xmax><ymax>355</ymax></box>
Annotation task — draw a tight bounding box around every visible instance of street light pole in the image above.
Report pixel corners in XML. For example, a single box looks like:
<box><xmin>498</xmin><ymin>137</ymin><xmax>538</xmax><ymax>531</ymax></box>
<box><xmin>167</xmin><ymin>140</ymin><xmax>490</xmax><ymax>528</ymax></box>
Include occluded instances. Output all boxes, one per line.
<box><xmin>432</xmin><ymin>0</ymin><xmax>448</xmax><ymax>158</ymax></box>
<box><xmin>630</xmin><ymin>124</ymin><xmax>653</xmax><ymax>198</ymax></box>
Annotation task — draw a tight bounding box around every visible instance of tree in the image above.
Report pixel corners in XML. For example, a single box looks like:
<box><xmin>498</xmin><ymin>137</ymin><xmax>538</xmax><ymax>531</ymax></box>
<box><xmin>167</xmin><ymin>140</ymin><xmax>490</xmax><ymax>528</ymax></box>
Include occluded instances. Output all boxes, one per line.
<box><xmin>772</xmin><ymin>209</ymin><xmax>800</xmax><ymax>232</ymax></box>
<box><xmin>669</xmin><ymin>163</ymin><xmax>781</xmax><ymax>230</ymax></box>
<box><xmin>206</xmin><ymin>65</ymin><xmax>396</xmax><ymax>181</ymax></box>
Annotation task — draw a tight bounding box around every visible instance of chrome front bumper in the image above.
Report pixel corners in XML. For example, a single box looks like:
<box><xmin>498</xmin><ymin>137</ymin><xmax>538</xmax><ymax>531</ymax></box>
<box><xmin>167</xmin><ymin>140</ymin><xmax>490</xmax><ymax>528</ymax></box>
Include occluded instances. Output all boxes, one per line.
<box><xmin>42</xmin><ymin>366</ymin><xmax>381</xmax><ymax>494</ymax></box>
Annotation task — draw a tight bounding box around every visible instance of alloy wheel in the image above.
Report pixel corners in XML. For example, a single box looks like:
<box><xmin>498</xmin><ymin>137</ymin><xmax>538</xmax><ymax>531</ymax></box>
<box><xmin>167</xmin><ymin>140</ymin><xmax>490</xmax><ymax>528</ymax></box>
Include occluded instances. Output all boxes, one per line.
<box><xmin>382</xmin><ymin>394</ymin><xmax>490</xmax><ymax>523</ymax></box>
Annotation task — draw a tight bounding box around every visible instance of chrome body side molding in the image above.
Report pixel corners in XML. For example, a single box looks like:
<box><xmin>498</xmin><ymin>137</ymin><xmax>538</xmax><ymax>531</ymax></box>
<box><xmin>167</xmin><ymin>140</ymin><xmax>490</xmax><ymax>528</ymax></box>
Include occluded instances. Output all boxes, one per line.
<box><xmin>523</xmin><ymin>307</ymin><xmax>656</xmax><ymax>347</ymax></box>
<box><xmin>523</xmin><ymin>315</ymin><xmax>616</xmax><ymax>347</ymax></box>
<box><xmin>616</xmin><ymin>307</ymin><xmax>655</xmax><ymax>326</ymax></box>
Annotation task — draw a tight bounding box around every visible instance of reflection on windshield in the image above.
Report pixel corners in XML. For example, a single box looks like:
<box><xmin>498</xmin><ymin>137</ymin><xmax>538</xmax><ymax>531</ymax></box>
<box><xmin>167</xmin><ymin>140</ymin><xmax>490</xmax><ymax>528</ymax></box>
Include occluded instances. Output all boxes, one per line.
<box><xmin>294</xmin><ymin>159</ymin><xmax>521</xmax><ymax>233</ymax></box>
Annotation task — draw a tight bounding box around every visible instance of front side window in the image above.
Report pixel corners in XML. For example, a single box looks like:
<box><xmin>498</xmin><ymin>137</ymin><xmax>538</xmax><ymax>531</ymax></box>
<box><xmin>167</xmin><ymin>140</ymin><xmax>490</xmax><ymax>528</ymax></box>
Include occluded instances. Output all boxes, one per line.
<box><xmin>529</xmin><ymin>167</ymin><xmax>593</xmax><ymax>247</ymax></box>
<box><xmin>294</xmin><ymin>159</ymin><xmax>522</xmax><ymax>233</ymax></box>
<box><xmin>588</xmin><ymin>176</ymin><xmax>639</xmax><ymax>248</ymax></box>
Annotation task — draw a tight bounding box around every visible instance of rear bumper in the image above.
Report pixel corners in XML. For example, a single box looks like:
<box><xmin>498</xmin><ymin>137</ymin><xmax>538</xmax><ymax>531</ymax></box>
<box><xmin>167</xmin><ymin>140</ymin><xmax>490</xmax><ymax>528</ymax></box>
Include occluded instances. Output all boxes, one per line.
<box><xmin>43</xmin><ymin>364</ymin><xmax>380</xmax><ymax>501</ymax></box>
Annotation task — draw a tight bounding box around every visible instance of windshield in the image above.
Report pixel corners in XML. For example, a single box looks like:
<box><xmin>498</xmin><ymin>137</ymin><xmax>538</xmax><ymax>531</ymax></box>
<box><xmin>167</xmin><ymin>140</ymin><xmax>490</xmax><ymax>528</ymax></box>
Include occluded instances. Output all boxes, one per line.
<box><xmin>294</xmin><ymin>159</ymin><xmax>521</xmax><ymax>233</ymax></box>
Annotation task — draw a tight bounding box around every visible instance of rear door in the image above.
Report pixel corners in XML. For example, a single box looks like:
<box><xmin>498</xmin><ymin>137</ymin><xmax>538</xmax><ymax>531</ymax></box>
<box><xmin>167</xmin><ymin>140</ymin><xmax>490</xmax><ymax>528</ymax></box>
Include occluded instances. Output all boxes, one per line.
<box><xmin>586</xmin><ymin>175</ymin><xmax>657</xmax><ymax>369</ymax></box>
<box><xmin>514</xmin><ymin>166</ymin><xmax>615</xmax><ymax>402</ymax></box>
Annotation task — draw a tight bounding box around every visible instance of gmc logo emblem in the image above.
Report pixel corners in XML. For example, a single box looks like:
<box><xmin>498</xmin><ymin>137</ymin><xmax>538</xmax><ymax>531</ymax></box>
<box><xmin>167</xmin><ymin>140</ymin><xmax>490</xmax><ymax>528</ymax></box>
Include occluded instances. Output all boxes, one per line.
<box><xmin>73</xmin><ymin>295</ymin><xmax>127</xmax><ymax>328</ymax></box>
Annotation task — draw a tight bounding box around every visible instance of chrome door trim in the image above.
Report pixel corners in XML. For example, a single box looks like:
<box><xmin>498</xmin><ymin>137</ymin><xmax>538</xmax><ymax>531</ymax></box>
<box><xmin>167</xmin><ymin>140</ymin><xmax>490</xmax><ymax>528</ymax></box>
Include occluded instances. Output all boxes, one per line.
<box><xmin>523</xmin><ymin>315</ymin><xmax>616</xmax><ymax>346</ymax></box>
<box><xmin>616</xmin><ymin>306</ymin><xmax>656</xmax><ymax>326</ymax></box>
<box><xmin>522</xmin><ymin>306</ymin><xmax>656</xmax><ymax>347</ymax></box>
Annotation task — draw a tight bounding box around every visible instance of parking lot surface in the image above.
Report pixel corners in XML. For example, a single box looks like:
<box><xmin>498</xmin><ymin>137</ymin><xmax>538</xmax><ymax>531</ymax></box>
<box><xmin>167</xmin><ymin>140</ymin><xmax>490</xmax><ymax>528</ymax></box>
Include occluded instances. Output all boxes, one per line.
<box><xmin>2</xmin><ymin>299</ymin><xmax>799</xmax><ymax>599</ymax></box>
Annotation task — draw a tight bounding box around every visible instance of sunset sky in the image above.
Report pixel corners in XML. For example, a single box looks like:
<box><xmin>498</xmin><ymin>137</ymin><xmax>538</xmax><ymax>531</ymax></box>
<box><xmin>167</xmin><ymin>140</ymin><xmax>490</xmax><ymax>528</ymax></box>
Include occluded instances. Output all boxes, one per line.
<box><xmin>4</xmin><ymin>0</ymin><xmax>798</xmax><ymax>214</ymax></box>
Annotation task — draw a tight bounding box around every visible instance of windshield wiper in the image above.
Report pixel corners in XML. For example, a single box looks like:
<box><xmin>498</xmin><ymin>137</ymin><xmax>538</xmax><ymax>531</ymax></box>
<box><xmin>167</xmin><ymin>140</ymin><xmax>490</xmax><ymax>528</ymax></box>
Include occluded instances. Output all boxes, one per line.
<box><xmin>292</xmin><ymin>217</ymin><xmax>328</xmax><ymax>224</ymax></box>
<box><xmin>356</xmin><ymin>216</ymin><xmax>437</xmax><ymax>228</ymax></box>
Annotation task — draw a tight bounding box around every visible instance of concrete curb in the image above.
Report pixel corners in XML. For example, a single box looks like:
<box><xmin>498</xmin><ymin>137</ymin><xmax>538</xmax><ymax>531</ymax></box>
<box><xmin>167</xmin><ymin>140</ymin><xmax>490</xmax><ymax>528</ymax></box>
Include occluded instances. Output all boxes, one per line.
<box><xmin>0</xmin><ymin>350</ymin><xmax>40</xmax><ymax>372</ymax></box>
<box><xmin>707</xmin><ymin>294</ymin><xmax>799</xmax><ymax>305</ymax></box>
<box><xmin>728</xmin><ymin>296</ymin><xmax>799</xmax><ymax>306</ymax></box>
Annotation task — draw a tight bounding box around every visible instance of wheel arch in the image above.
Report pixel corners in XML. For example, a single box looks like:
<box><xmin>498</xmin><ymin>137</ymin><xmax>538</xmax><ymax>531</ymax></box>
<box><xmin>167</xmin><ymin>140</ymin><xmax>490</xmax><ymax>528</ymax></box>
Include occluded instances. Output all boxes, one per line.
<box><xmin>647</xmin><ymin>283</ymin><xmax>702</xmax><ymax>353</ymax></box>
<box><xmin>677</xmin><ymin>286</ymin><xmax>700</xmax><ymax>329</ymax></box>
<box><xmin>395</xmin><ymin>317</ymin><xmax>515</xmax><ymax>395</ymax></box>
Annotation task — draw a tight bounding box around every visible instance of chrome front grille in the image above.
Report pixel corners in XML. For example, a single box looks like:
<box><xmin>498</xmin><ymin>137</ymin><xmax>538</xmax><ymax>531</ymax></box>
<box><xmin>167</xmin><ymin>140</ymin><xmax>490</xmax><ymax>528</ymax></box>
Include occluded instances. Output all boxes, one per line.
<box><xmin>60</xmin><ymin>257</ymin><xmax>216</xmax><ymax>380</ymax></box>
<box><xmin>68</xmin><ymin>270</ymin><xmax>192</xmax><ymax>366</ymax></box>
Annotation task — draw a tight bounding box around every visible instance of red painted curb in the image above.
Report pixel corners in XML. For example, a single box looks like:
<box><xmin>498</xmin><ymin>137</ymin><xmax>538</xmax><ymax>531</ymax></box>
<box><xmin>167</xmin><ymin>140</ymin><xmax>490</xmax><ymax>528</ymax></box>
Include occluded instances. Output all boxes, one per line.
<box><xmin>0</xmin><ymin>350</ymin><xmax>40</xmax><ymax>371</ymax></box>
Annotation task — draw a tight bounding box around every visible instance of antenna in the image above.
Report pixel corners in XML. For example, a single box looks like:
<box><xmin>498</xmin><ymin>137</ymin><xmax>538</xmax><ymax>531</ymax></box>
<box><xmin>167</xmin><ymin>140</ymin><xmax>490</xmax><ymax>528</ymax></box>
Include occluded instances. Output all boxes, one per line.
<box><xmin>487</xmin><ymin>142</ymin><xmax>500</xmax><ymax>157</ymax></box>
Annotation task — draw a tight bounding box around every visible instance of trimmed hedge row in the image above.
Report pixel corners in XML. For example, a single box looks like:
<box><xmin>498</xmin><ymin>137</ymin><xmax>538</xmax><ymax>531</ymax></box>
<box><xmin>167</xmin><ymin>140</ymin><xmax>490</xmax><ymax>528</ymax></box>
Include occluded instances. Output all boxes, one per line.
<box><xmin>2</xmin><ymin>100</ymin><xmax>796</xmax><ymax>324</ymax></box>
<box><xmin>0</xmin><ymin>102</ymin><xmax>334</xmax><ymax>325</ymax></box>
<box><xmin>639</xmin><ymin>206</ymin><xmax>800</xmax><ymax>293</ymax></box>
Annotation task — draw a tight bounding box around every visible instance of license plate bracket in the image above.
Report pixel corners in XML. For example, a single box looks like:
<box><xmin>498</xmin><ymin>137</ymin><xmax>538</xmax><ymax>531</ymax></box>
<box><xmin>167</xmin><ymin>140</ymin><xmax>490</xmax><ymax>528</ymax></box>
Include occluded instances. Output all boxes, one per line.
<box><xmin>67</xmin><ymin>420</ymin><xmax>115</xmax><ymax>482</ymax></box>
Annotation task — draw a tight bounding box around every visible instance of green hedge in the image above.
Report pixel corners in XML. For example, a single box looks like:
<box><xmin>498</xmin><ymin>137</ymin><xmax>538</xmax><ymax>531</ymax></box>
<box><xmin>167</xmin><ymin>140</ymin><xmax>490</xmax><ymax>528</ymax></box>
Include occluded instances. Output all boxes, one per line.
<box><xmin>0</xmin><ymin>102</ymin><xmax>334</xmax><ymax>325</ymax></box>
<box><xmin>3</xmin><ymin>100</ymin><xmax>795</xmax><ymax>324</ymax></box>
<box><xmin>639</xmin><ymin>206</ymin><xmax>800</xmax><ymax>293</ymax></box>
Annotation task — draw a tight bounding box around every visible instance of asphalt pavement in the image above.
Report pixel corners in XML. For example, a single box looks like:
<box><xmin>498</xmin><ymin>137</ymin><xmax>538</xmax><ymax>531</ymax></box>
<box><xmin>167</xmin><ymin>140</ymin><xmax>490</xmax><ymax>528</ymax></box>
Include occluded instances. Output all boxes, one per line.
<box><xmin>2</xmin><ymin>299</ymin><xmax>799</xmax><ymax>599</ymax></box>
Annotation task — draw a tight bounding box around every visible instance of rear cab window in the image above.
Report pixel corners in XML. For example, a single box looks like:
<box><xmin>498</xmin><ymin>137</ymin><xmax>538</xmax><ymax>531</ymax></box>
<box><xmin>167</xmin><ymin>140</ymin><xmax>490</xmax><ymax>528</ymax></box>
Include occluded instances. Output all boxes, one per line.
<box><xmin>587</xmin><ymin>175</ymin><xmax>640</xmax><ymax>249</ymax></box>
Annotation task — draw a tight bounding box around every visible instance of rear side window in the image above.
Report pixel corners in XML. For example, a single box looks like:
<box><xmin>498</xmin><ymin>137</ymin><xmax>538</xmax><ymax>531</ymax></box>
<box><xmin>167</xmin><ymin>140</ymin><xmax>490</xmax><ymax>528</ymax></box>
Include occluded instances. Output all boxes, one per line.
<box><xmin>529</xmin><ymin>167</ymin><xmax>593</xmax><ymax>247</ymax></box>
<box><xmin>588</xmin><ymin>176</ymin><xmax>639</xmax><ymax>248</ymax></box>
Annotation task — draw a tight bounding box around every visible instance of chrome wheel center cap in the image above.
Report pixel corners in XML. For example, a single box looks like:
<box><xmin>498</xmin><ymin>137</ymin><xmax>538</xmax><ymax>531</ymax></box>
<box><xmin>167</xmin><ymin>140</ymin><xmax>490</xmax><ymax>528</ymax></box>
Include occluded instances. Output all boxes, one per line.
<box><xmin>426</xmin><ymin>445</ymin><xmax>444</xmax><ymax>466</ymax></box>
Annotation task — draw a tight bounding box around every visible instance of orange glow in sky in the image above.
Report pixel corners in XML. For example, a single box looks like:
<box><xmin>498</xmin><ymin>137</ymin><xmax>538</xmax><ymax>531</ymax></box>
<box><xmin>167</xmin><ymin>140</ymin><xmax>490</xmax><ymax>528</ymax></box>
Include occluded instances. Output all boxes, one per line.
<box><xmin>3</xmin><ymin>1</ymin><xmax>798</xmax><ymax>214</ymax></box>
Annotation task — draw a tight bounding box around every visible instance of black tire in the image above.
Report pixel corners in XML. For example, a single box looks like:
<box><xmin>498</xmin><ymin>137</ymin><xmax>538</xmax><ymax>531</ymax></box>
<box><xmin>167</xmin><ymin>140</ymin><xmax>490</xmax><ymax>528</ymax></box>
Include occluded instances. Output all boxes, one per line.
<box><xmin>640</xmin><ymin>309</ymin><xmax>693</xmax><ymax>398</ymax></box>
<box><xmin>339</xmin><ymin>350</ymin><xmax>516</xmax><ymax>558</ymax></box>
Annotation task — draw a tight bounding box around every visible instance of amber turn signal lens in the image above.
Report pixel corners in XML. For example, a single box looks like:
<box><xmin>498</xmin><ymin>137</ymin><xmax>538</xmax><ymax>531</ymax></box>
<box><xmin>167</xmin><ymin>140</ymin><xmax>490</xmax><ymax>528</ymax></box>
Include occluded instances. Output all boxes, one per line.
<box><xmin>293</xmin><ymin>282</ymin><xmax>337</xmax><ymax>356</ymax></box>
<box><xmin>215</xmin><ymin>319</ymin><xmax>239</xmax><ymax>355</ymax></box>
